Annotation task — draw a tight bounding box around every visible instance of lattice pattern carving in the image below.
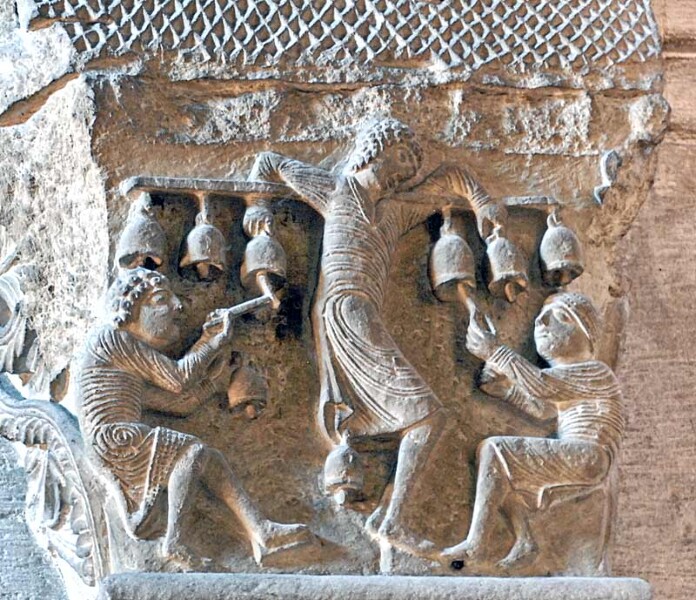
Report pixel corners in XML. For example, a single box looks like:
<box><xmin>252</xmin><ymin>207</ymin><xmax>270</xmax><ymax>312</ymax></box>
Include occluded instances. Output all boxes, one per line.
<box><xmin>35</xmin><ymin>0</ymin><xmax>660</xmax><ymax>71</ymax></box>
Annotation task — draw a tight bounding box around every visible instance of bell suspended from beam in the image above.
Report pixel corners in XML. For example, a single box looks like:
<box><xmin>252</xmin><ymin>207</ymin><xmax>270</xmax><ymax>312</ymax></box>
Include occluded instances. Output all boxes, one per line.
<box><xmin>115</xmin><ymin>192</ymin><xmax>166</xmax><ymax>270</ymax></box>
<box><xmin>429</xmin><ymin>209</ymin><xmax>477</xmax><ymax>308</ymax></box>
<box><xmin>540</xmin><ymin>211</ymin><xmax>584</xmax><ymax>288</ymax></box>
<box><xmin>486</xmin><ymin>226</ymin><xmax>529</xmax><ymax>303</ymax></box>
<box><xmin>241</xmin><ymin>210</ymin><xmax>287</xmax><ymax>310</ymax></box>
<box><xmin>180</xmin><ymin>196</ymin><xmax>227</xmax><ymax>281</ymax></box>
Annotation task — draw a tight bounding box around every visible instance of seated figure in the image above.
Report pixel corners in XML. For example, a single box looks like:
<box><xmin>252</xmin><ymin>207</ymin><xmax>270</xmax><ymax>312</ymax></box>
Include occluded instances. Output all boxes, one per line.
<box><xmin>442</xmin><ymin>292</ymin><xmax>624</xmax><ymax>570</ymax></box>
<box><xmin>75</xmin><ymin>267</ymin><xmax>310</xmax><ymax>568</ymax></box>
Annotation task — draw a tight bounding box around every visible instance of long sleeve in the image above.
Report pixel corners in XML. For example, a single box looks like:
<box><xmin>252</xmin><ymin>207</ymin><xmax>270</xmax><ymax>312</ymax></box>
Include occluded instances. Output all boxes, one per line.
<box><xmin>397</xmin><ymin>164</ymin><xmax>507</xmax><ymax>239</ymax></box>
<box><xmin>486</xmin><ymin>345</ymin><xmax>558</xmax><ymax>421</ymax></box>
<box><xmin>248</xmin><ymin>151</ymin><xmax>335</xmax><ymax>217</ymax></box>
<box><xmin>108</xmin><ymin>329</ymin><xmax>217</xmax><ymax>395</ymax></box>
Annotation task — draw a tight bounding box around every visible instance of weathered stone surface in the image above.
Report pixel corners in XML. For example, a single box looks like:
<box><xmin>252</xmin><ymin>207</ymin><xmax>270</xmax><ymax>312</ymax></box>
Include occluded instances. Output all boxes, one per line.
<box><xmin>0</xmin><ymin>439</ymin><xmax>67</xmax><ymax>600</ymax></box>
<box><xmin>0</xmin><ymin>76</ymin><xmax>108</xmax><ymax>391</ymax></box>
<box><xmin>0</xmin><ymin>0</ymin><xmax>683</xmax><ymax>598</ymax></box>
<box><xmin>97</xmin><ymin>573</ymin><xmax>652</xmax><ymax>600</ymax></box>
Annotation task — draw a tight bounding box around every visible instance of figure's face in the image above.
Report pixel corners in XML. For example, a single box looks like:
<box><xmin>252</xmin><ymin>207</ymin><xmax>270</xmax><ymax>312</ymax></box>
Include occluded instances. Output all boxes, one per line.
<box><xmin>131</xmin><ymin>286</ymin><xmax>183</xmax><ymax>351</ymax></box>
<box><xmin>355</xmin><ymin>142</ymin><xmax>419</xmax><ymax>196</ymax></box>
<box><xmin>534</xmin><ymin>301</ymin><xmax>592</xmax><ymax>364</ymax></box>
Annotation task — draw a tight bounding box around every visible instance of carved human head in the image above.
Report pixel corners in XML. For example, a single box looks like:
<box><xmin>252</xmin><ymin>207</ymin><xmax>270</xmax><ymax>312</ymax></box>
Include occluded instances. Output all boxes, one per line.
<box><xmin>534</xmin><ymin>292</ymin><xmax>600</xmax><ymax>365</ymax></box>
<box><xmin>107</xmin><ymin>268</ymin><xmax>183</xmax><ymax>350</ymax></box>
<box><xmin>345</xmin><ymin>117</ymin><xmax>423</xmax><ymax>193</ymax></box>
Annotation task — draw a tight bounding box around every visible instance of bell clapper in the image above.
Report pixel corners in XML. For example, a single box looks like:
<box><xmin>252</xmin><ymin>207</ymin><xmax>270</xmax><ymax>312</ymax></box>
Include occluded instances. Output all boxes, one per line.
<box><xmin>456</xmin><ymin>281</ymin><xmax>478</xmax><ymax>316</ymax></box>
<box><xmin>180</xmin><ymin>193</ymin><xmax>228</xmax><ymax>280</ymax></box>
<box><xmin>256</xmin><ymin>271</ymin><xmax>281</xmax><ymax>311</ymax></box>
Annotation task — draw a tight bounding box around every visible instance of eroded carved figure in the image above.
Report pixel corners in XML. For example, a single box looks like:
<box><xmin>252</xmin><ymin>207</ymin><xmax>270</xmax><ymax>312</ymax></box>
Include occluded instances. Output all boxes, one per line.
<box><xmin>442</xmin><ymin>292</ymin><xmax>624</xmax><ymax>572</ymax></box>
<box><xmin>244</xmin><ymin>117</ymin><xmax>527</xmax><ymax>557</ymax></box>
<box><xmin>75</xmin><ymin>267</ymin><xmax>311</xmax><ymax>568</ymax></box>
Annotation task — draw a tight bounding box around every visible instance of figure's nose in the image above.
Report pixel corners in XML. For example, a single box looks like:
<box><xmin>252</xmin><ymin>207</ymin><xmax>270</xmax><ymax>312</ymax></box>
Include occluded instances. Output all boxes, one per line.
<box><xmin>173</xmin><ymin>298</ymin><xmax>184</xmax><ymax>313</ymax></box>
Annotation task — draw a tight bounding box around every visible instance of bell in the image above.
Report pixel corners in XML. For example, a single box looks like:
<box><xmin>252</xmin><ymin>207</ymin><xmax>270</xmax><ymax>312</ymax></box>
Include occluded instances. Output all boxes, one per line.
<box><xmin>323</xmin><ymin>438</ymin><xmax>364</xmax><ymax>506</ymax></box>
<box><xmin>227</xmin><ymin>366</ymin><xmax>268</xmax><ymax>419</ymax></box>
<box><xmin>116</xmin><ymin>193</ymin><xmax>166</xmax><ymax>270</ymax></box>
<box><xmin>429</xmin><ymin>212</ymin><xmax>476</xmax><ymax>303</ymax></box>
<box><xmin>486</xmin><ymin>227</ymin><xmax>529</xmax><ymax>303</ymax></box>
<box><xmin>540</xmin><ymin>212</ymin><xmax>584</xmax><ymax>287</ymax></box>
<box><xmin>180</xmin><ymin>200</ymin><xmax>227</xmax><ymax>281</ymax></box>
<box><xmin>240</xmin><ymin>233</ymin><xmax>287</xmax><ymax>293</ymax></box>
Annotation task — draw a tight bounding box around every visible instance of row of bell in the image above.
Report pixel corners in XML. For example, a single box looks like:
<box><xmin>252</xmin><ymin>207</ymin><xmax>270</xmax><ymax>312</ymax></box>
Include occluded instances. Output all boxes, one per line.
<box><xmin>115</xmin><ymin>193</ymin><xmax>287</xmax><ymax>294</ymax></box>
<box><xmin>430</xmin><ymin>210</ymin><xmax>583</xmax><ymax>304</ymax></box>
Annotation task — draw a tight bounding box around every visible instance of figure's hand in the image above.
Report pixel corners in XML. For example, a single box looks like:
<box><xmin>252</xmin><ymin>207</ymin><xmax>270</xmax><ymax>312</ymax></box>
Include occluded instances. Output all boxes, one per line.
<box><xmin>243</xmin><ymin>205</ymin><xmax>274</xmax><ymax>238</ymax></box>
<box><xmin>476</xmin><ymin>203</ymin><xmax>508</xmax><ymax>240</ymax></box>
<box><xmin>466</xmin><ymin>310</ymin><xmax>499</xmax><ymax>361</ymax></box>
<box><xmin>202</xmin><ymin>309</ymin><xmax>235</xmax><ymax>351</ymax></box>
<box><xmin>478</xmin><ymin>364</ymin><xmax>512</xmax><ymax>398</ymax></box>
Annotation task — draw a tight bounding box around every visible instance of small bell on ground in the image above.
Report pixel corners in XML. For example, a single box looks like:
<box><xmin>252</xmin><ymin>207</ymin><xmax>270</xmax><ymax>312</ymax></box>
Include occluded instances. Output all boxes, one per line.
<box><xmin>429</xmin><ymin>209</ymin><xmax>477</xmax><ymax>303</ymax></box>
<box><xmin>323</xmin><ymin>436</ymin><xmax>364</xmax><ymax>506</ymax></box>
<box><xmin>241</xmin><ymin>233</ymin><xmax>287</xmax><ymax>294</ymax></box>
<box><xmin>227</xmin><ymin>366</ymin><xmax>268</xmax><ymax>419</ymax></box>
<box><xmin>486</xmin><ymin>226</ymin><xmax>529</xmax><ymax>303</ymax></box>
<box><xmin>540</xmin><ymin>211</ymin><xmax>584</xmax><ymax>287</ymax></box>
<box><xmin>116</xmin><ymin>193</ymin><xmax>166</xmax><ymax>270</ymax></box>
<box><xmin>180</xmin><ymin>198</ymin><xmax>227</xmax><ymax>281</ymax></box>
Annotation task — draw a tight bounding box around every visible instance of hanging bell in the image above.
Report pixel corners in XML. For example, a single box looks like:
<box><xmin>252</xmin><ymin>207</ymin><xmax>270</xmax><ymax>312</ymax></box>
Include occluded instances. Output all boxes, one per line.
<box><xmin>323</xmin><ymin>437</ymin><xmax>364</xmax><ymax>506</ymax></box>
<box><xmin>486</xmin><ymin>226</ymin><xmax>529</xmax><ymax>303</ymax></box>
<box><xmin>180</xmin><ymin>199</ymin><xmax>227</xmax><ymax>281</ymax></box>
<box><xmin>240</xmin><ymin>233</ymin><xmax>287</xmax><ymax>294</ymax></box>
<box><xmin>540</xmin><ymin>212</ymin><xmax>584</xmax><ymax>287</ymax></box>
<box><xmin>429</xmin><ymin>211</ymin><xmax>476</xmax><ymax>303</ymax></box>
<box><xmin>116</xmin><ymin>193</ymin><xmax>166</xmax><ymax>270</ymax></box>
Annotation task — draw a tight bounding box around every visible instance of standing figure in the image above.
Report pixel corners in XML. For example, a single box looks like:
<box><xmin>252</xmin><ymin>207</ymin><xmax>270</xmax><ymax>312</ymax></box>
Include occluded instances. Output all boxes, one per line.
<box><xmin>442</xmin><ymin>292</ymin><xmax>624</xmax><ymax>570</ymax></box>
<box><xmin>75</xmin><ymin>268</ymin><xmax>310</xmax><ymax>568</ymax></box>
<box><xmin>245</xmin><ymin>117</ymin><xmax>510</xmax><ymax>556</ymax></box>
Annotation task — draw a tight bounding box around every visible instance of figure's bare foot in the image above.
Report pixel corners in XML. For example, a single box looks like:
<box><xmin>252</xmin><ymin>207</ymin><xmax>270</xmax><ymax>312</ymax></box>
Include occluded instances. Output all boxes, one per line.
<box><xmin>365</xmin><ymin>505</ymin><xmax>387</xmax><ymax>539</ymax></box>
<box><xmin>162</xmin><ymin>541</ymin><xmax>214</xmax><ymax>572</ymax></box>
<box><xmin>497</xmin><ymin>537</ymin><xmax>538</xmax><ymax>570</ymax></box>
<box><xmin>440</xmin><ymin>539</ymin><xmax>485</xmax><ymax>570</ymax></box>
<box><xmin>376</xmin><ymin>518</ymin><xmax>438</xmax><ymax>560</ymax></box>
<box><xmin>252</xmin><ymin>522</ymin><xmax>315</xmax><ymax>565</ymax></box>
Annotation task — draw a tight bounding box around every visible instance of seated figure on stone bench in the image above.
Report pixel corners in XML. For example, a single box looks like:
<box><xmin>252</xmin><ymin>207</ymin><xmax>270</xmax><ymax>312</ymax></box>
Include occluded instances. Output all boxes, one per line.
<box><xmin>442</xmin><ymin>292</ymin><xmax>624</xmax><ymax>571</ymax></box>
<box><xmin>75</xmin><ymin>267</ymin><xmax>311</xmax><ymax>569</ymax></box>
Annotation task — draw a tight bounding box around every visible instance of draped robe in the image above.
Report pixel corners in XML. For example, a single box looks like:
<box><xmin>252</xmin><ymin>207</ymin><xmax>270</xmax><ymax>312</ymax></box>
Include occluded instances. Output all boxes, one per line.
<box><xmin>251</xmin><ymin>153</ymin><xmax>454</xmax><ymax>439</ymax></box>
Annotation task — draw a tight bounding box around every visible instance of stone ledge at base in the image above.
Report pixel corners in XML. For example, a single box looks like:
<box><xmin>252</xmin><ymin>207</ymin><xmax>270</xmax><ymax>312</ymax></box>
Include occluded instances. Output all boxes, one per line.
<box><xmin>97</xmin><ymin>573</ymin><xmax>651</xmax><ymax>600</ymax></box>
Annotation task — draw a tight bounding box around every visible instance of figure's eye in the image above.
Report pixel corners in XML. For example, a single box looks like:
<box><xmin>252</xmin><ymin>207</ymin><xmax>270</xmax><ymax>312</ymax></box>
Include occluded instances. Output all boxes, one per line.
<box><xmin>556</xmin><ymin>309</ymin><xmax>573</xmax><ymax>323</ymax></box>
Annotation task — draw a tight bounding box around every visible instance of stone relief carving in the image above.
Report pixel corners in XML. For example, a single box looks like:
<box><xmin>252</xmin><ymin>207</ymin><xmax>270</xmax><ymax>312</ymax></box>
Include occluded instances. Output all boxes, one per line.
<box><xmin>442</xmin><ymin>292</ymin><xmax>622</xmax><ymax>573</ymax></box>
<box><xmin>242</xmin><ymin>117</ymin><xmax>530</xmax><ymax>559</ymax></box>
<box><xmin>0</xmin><ymin>114</ymin><xmax>636</xmax><ymax>594</ymax></box>
<box><xmin>76</xmin><ymin>267</ymin><xmax>313</xmax><ymax>569</ymax></box>
<box><xmin>32</xmin><ymin>0</ymin><xmax>660</xmax><ymax>77</ymax></box>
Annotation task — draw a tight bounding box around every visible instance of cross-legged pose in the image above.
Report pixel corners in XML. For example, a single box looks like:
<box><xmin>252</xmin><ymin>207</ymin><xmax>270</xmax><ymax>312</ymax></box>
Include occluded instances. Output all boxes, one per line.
<box><xmin>245</xmin><ymin>117</ymin><xmax>508</xmax><ymax>556</ymax></box>
<box><xmin>442</xmin><ymin>292</ymin><xmax>624</xmax><ymax>570</ymax></box>
<box><xmin>75</xmin><ymin>268</ymin><xmax>311</xmax><ymax>568</ymax></box>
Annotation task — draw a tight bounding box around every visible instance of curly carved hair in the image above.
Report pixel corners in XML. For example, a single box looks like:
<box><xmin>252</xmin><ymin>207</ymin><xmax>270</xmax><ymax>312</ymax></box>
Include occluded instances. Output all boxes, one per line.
<box><xmin>107</xmin><ymin>267</ymin><xmax>169</xmax><ymax>327</ymax></box>
<box><xmin>345</xmin><ymin>117</ymin><xmax>423</xmax><ymax>178</ymax></box>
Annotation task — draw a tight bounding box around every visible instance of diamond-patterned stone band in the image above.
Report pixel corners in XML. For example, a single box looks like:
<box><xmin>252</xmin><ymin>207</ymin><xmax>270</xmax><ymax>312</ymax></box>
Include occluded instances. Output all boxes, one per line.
<box><xmin>36</xmin><ymin>0</ymin><xmax>660</xmax><ymax>73</ymax></box>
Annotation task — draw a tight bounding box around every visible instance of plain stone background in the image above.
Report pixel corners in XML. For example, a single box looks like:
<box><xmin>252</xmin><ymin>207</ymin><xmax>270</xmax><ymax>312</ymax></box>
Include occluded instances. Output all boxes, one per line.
<box><xmin>612</xmin><ymin>3</ymin><xmax>696</xmax><ymax>598</ymax></box>
<box><xmin>0</xmin><ymin>2</ymin><xmax>695</xmax><ymax>600</ymax></box>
